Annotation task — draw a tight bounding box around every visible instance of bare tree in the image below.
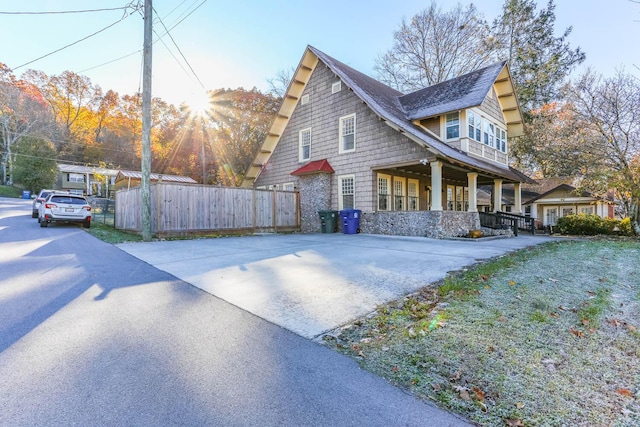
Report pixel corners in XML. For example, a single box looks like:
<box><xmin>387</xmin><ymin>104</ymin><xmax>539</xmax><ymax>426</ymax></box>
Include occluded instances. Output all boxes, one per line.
<box><xmin>566</xmin><ymin>68</ymin><xmax>640</xmax><ymax>233</ymax></box>
<box><xmin>375</xmin><ymin>2</ymin><xmax>496</xmax><ymax>92</ymax></box>
<box><xmin>266</xmin><ymin>67</ymin><xmax>295</xmax><ymax>99</ymax></box>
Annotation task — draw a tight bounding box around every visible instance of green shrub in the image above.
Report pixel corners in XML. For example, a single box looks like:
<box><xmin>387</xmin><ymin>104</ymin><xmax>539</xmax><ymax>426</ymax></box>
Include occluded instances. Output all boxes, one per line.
<box><xmin>555</xmin><ymin>214</ymin><xmax>634</xmax><ymax>236</ymax></box>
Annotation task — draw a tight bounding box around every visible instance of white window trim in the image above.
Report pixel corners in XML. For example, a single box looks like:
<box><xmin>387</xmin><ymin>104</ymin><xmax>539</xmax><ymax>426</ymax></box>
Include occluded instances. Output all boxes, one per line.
<box><xmin>377</xmin><ymin>173</ymin><xmax>391</xmax><ymax>211</ymax></box>
<box><xmin>338</xmin><ymin>174</ymin><xmax>355</xmax><ymax>211</ymax></box>
<box><xmin>300</xmin><ymin>94</ymin><xmax>309</xmax><ymax>105</ymax></box>
<box><xmin>299</xmin><ymin>127</ymin><xmax>311</xmax><ymax>162</ymax></box>
<box><xmin>444</xmin><ymin>112</ymin><xmax>460</xmax><ymax>141</ymax></box>
<box><xmin>407</xmin><ymin>178</ymin><xmax>420</xmax><ymax>211</ymax></box>
<box><xmin>393</xmin><ymin>177</ymin><xmax>406</xmax><ymax>211</ymax></box>
<box><xmin>338</xmin><ymin>113</ymin><xmax>356</xmax><ymax>154</ymax></box>
<box><xmin>282</xmin><ymin>182</ymin><xmax>295</xmax><ymax>191</ymax></box>
<box><xmin>332</xmin><ymin>81</ymin><xmax>342</xmax><ymax>93</ymax></box>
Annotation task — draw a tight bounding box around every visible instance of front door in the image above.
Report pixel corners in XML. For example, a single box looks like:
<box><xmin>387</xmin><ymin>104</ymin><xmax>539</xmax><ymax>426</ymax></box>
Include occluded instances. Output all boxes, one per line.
<box><xmin>544</xmin><ymin>207</ymin><xmax>558</xmax><ymax>226</ymax></box>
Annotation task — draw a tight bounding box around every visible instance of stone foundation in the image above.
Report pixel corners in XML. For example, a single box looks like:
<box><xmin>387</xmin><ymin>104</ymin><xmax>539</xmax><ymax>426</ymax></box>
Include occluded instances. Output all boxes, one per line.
<box><xmin>298</xmin><ymin>174</ymin><xmax>332</xmax><ymax>233</ymax></box>
<box><xmin>359</xmin><ymin>211</ymin><xmax>481</xmax><ymax>239</ymax></box>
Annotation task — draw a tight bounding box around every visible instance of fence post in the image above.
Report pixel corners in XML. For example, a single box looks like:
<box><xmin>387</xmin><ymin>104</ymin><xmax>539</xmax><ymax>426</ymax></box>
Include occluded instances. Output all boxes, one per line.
<box><xmin>272</xmin><ymin>189</ymin><xmax>277</xmax><ymax>232</ymax></box>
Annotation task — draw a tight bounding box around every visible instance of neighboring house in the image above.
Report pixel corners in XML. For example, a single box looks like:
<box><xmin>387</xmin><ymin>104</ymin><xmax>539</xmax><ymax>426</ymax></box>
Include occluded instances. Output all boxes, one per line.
<box><xmin>57</xmin><ymin>164</ymin><xmax>120</xmax><ymax>197</ymax></box>
<box><xmin>242</xmin><ymin>45</ymin><xmax>533</xmax><ymax>238</ymax></box>
<box><xmin>113</xmin><ymin>170</ymin><xmax>197</xmax><ymax>191</ymax></box>
<box><xmin>522</xmin><ymin>179</ymin><xmax>615</xmax><ymax>227</ymax></box>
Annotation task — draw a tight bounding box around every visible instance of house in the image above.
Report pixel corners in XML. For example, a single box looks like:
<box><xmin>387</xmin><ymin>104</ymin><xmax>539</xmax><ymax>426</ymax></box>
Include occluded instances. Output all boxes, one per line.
<box><xmin>113</xmin><ymin>170</ymin><xmax>197</xmax><ymax>191</ymax></box>
<box><xmin>242</xmin><ymin>46</ymin><xmax>533</xmax><ymax>238</ymax></box>
<box><xmin>522</xmin><ymin>178</ymin><xmax>615</xmax><ymax>227</ymax></box>
<box><xmin>57</xmin><ymin>163</ymin><xmax>120</xmax><ymax>197</ymax></box>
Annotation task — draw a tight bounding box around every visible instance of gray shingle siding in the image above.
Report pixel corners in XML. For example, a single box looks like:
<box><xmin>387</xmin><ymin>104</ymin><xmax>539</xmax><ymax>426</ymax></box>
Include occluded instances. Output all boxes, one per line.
<box><xmin>479</xmin><ymin>87</ymin><xmax>505</xmax><ymax>124</ymax></box>
<box><xmin>256</xmin><ymin>64</ymin><xmax>434</xmax><ymax>213</ymax></box>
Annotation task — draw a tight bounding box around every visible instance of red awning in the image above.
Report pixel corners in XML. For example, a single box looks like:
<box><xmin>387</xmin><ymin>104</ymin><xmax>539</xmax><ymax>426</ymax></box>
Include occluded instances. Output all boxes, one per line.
<box><xmin>291</xmin><ymin>159</ymin><xmax>335</xmax><ymax>176</ymax></box>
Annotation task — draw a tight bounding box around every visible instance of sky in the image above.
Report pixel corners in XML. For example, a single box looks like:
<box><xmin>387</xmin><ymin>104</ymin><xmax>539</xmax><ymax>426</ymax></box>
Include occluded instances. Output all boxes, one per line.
<box><xmin>1</xmin><ymin>0</ymin><xmax>639</xmax><ymax>108</ymax></box>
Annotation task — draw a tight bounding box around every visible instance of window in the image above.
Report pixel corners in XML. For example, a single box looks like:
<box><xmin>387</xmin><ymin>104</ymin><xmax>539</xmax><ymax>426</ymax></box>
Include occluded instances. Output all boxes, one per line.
<box><xmin>282</xmin><ymin>182</ymin><xmax>295</xmax><ymax>191</ymax></box>
<box><xmin>579</xmin><ymin>206</ymin><xmax>594</xmax><ymax>215</ymax></box>
<box><xmin>408</xmin><ymin>179</ymin><xmax>419</xmax><ymax>211</ymax></box>
<box><xmin>68</xmin><ymin>173</ymin><xmax>84</xmax><ymax>183</ymax></box>
<box><xmin>339</xmin><ymin>114</ymin><xmax>356</xmax><ymax>153</ymax></box>
<box><xmin>301</xmin><ymin>94</ymin><xmax>310</xmax><ymax>105</ymax></box>
<box><xmin>332</xmin><ymin>81</ymin><xmax>342</xmax><ymax>93</ymax></box>
<box><xmin>456</xmin><ymin>186</ymin><xmax>464</xmax><ymax>211</ymax></box>
<box><xmin>446</xmin><ymin>186</ymin><xmax>455</xmax><ymax>210</ymax></box>
<box><xmin>467</xmin><ymin>110</ymin><xmax>482</xmax><ymax>142</ymax></box>
<box><xmin>394</xmin><ymin>177</ymin><xmax>405</xmax><ymax>211</ymax></box>
<box><xmin>299</xmin><ymin>128</ymin><xmax>311</xmax><ymax>162</ymax></box>
<box><xmin>69</xmin><ymin>189</ymin><xmax>84</xmax><ymax>196</ymax></box>
<box><xmin>377</xmin><ymin>173</ymin><xmax>391</xmax><ymax>211</ymax></box>
<box><xmin>483</xmin><ymin>121</ymin><xmax>495</xmax><ymax>148</ymax></box>
<box><xmin>338</xmin><ymin>175</ymin><xmax>355</xmax><ymax>210</ymax></box>
<box><xmin>496</xmin><ymin>127</ymin><xmax>507</xmax><ymax>152</ymax></box>
<box><xmin>445</xmin><ymin>112</ymin><xmax>459</xmax><ymax>139</ymax></box>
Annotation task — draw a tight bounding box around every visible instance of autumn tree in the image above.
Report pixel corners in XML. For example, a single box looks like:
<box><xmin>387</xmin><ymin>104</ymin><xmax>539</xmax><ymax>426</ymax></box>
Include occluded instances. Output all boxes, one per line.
<box><xmin>510</xmin><ymin>102</ymin><xmax>596</xmax><ymax>177</ymax></box>
<box><xmin>376</xmin><ymin>2</ymin><xmax>496</xmax><ymax>92</ymax></box>
<box><xmin>566</xmin><ymin>69</ymin><xmax>640</xmax><ymax>233</ymax></box>
<box><xmin>12</xmin><ymin>136</ymin><xmax>57</xmax><ymax>193</ymax></box>
<box><xmin>267</xmin><ymin>67</ymin><xmax>294</xmax><ymax>98</ymax></box>
<box><xmin>0</xmin><ymin>65</ymin><xmax>52</xmax><ymax>185</ymax></box>
<box><xmin>492</xmin><ymin>0</ymin><xmax>585</xmax><ymax>111</ymax></box>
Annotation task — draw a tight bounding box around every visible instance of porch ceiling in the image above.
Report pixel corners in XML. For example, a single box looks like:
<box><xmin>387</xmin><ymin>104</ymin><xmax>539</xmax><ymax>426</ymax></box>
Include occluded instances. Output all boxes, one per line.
<box><xmin>378</xmin><ymin>161</ymin><xmax>519</xmax><ymax>186</ymax></box>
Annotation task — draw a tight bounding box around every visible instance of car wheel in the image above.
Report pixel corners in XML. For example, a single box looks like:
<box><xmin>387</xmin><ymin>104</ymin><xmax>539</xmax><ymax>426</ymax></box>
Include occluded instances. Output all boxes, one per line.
<box><xmin>83</xmin><ymin>221</ymin><xmax>91</xmax><ymax>229</ymax></box>
<box><xmin>32</xmin><ymin>211</ymin><xmax>38</xmax><ymax>218</ymax></box>
<box><xmin>37</xmin><ymin>216</ymin><xmax>41</xmax><ymax>223</ymax></box>
<box><xmin>40</xmin><ymin>219</ymin><xmax>48</xmax><ymax>227</ymax></box>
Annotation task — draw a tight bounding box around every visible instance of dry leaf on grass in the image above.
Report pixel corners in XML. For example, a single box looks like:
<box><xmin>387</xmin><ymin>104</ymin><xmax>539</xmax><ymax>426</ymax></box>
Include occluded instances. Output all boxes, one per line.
<box><xmin>617</xmin><ymin>388</ymin><xmax>634</xmax><ymax>398</ymax></box>
<box><xmin>454</xmin><ymin>385</ymin><xmax>471</xmax><ymax>401</ymax></box>
<box><xmin>472</xmin><ymin>387</ymin><xmax>485</xmax><ymax>402</ymax></box>
<box><xmin>498</xmin><ymin>315</ymin><xmax>508</xmax><ymax>322</ymax></box>
<box><xmin>516</xmin><ymin>402</ymin><xmax>525</xmax><ymax>409</ymax></box>
<box><xmin>570</xmin><ymin>328</ymin><xmax>585</xmax><ymax>338</ymax></box>
<box><xmin>506</xmin><ymin>419</ymin><xmax>524</xmax><ymax>427</ymax></box>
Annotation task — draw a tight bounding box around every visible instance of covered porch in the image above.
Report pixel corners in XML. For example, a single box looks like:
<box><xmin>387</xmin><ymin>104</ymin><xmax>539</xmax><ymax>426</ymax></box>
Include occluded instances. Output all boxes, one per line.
<box><xmin>364</xmin><ymin>158</ymin><xmax>529</xmax><ymax>238</ymax></box>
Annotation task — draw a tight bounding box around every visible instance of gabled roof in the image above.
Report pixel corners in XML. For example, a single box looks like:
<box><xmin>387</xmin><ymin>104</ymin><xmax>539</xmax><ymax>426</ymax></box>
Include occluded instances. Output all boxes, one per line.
<box><xmin>58</xmin><ymin>163</ymin><xmax>120</xmax><ymax>177</ymax></box>
<box><xmin>242</xmin><ymin>45</ymin><xmax>529</xmax><ymax>187</ymax></box>
<box><xmin>115</xmin><ymin>170</ymin><xmax>197</xmax><ymax>184</ymax></box>
<box><xmin>291</xmin><ymin>159</ymin><xmax>334</xmax><ymax>176</ymax></box>
<box><xmin>399</xmin><ymin>62</ymin><xmax>507</xmax><ymax>120</ymax></box>
<box><xmin>525</xmin><ymin>183</ymin><xmax>595</xmax><ymax>204</ymax></box>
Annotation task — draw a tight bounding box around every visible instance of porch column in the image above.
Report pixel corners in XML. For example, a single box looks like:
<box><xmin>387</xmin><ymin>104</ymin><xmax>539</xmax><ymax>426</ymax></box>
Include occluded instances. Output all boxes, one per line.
<box><xmin>514</xmin><ymin>182</ymin><xmax>522</xmax><ymax>214</ymax></box>
<box><xmin>493</xmin><ymin>179</ymin><xmax>503</xmax><ymax>212</ymax></box>
<box><xmin>430</xmin><ymin>161</ymin><xmax>443</xmax><ymax>211</ymax></box>
<box><xmin>467</xmin><ymin>172</ymin><xmax>478</xmax><ymax>212</ymax></box>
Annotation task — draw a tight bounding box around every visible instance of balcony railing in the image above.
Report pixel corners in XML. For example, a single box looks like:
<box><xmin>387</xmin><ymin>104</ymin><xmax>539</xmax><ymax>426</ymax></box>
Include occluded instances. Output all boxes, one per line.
<box><xmin>479</xmin><ymin>211</ymin><xmax>534</xmax><ymax>236</ymax></box>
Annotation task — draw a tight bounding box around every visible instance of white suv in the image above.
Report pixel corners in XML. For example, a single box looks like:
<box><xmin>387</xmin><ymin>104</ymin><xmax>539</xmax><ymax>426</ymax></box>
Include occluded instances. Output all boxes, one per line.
<box><xmin>39</xmin><ymin>193</ymin><xmax>92</xmax><ymax>228</ymax></box>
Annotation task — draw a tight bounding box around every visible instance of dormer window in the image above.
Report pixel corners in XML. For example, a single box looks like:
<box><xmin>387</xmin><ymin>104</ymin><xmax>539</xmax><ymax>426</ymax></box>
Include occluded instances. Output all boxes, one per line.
<box><xmin>445</xmin><ymin>112</ymin><xmax>459</xmax><ymax>140</ymax></box>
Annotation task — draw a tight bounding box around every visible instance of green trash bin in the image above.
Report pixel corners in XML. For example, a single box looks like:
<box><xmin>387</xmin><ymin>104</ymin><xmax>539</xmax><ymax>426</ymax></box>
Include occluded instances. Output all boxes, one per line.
<box><xmin>318</xmin><ymin>210</ymin><xmax>338</xmax><ymax>233</ymax></box>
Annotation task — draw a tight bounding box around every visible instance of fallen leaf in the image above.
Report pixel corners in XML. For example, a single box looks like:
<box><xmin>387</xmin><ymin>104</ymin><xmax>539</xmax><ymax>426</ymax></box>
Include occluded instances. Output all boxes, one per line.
<box><xmin>472</xmin><ymin>387</ymin><xmax>485</xmax><ymax>402</ymax></box>
<box><xmin>550</xmin><ymin>312</ymin><xmax>560</xmax><ymax>318</ymax></box>
<box><xmin>570</xmin><ymin>328</ymin><xmax>585</xmax><ymax>338</ymax></box>
<box><xmin>509</xmin><ymin>280</ymin><xmax>516</xmax><ymax>286</ymax></box>
<box><xmin>607</xmin><ymin>318</ymin><xmax>621</xmax><ymax>327</ymax></box>
<box><xmin>598</xmin><ymin>278</ymin><xmax>607</xmax><ymax>282</ymax></box>
<box><xmin>479</xmin><ymin>274</ymin><xmax>489</xmax><ymax>281</ymax></box>
<box><xmin>588</xmin><ymin>290</ymin><xmax>597</xmax><ymax>295</ymax></box>
<box><xmin>457</xmin><ymin>388</ymin><xmax>471</xmax><ymax>401</ymax></box>
<box><xmin>357</xmin><ymin>351</ymin><xmax>365</xmax><ymax>358</ymax></box>
<box><xmin>432</xmin><ymin>383</ymin><xmax>441</xmax><ymax>392</ymax></box>
<box><xmin>476</xmin><ymin>401</ymin><xmax>488</xmax><ymax>412</ymax></box>
<box><xmin>548</xmin><ymin>278</ymin><xmax>558</xmax><ymax>283</ymax></box>
<box><xmin>352</xmin><ymin>344</ymin><xmax>359</xmax><ymax>350</ymax></box>
<box><xmin>582</xmin><ymin>319</ymin><xmax>590</xmax><ymax>326</ymax></box>
<box><xmin>506</xmin><ymin>419</ymin><xmax>524</xmax><ymax>427</ymax></box>
<box><xmin>484</xmin><ymin>285</ymin><xmax>490</xmax><ymax>289</ymax></box>
<box><xmin>498</xmin><ymin>316</ymin><xmax>508</xmax><ymax>322</ymax></box>
<box><xmin>617</xmin><ymin>388</ymin><xmax>634</xmax><ymax>397</ymax></box>
<box><xmin>450</xmin><ymin>371</ymin><xmax>463</xmax><ymax>381</ymax></box>
<box><xmin>392</xmin><ymin>366</ymin><xmax>398</xmax><ymax>372</ymax></box>
<box><xmin>488</xmin><ymin>346</ymin><xmax>495</xmax><ymax>352</ymax></box>
<box><xmin>558</xmin><ymin>305</ymin><xmax>566</xmax><ymax>311</ymax></box>
<box><xmin>516</xmin><ymin>402</ymin><xmax>525</xmax><ymax>409</ymax></box>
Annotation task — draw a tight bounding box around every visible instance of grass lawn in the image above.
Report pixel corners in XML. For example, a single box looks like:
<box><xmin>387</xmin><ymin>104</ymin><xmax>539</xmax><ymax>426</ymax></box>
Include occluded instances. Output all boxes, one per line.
<box><xmin>323</xmin><ymin>239</ymin><xmax>640</xmax><ymax>426</ymax></box>
<box><xmin>0</xmin><ymin>185</ymin><xmax>24</xmax><ymax>198</ymax></box>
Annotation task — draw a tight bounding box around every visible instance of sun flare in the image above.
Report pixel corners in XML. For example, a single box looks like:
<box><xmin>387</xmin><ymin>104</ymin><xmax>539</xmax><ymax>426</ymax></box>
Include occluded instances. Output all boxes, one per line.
<box><xmin>183</xmin><ymin>90</ymin><xmax>211</xmax><ymax>116</ymax></box>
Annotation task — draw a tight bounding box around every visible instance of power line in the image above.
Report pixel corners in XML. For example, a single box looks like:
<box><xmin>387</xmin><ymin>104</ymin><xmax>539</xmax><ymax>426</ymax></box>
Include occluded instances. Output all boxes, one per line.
<box><xmin>11</xmin><ymin>4</ymin><xmax>141</xmax><ymax>71</ymax></box>
<box><xmin>151</xmin><ymin>5</ymin><xmax>206</xmax><ymax>89</ymax></box>
<box><xmin>0</xmin><ymin>5</ymin><xmax>133</xmax><ymax>15</ymax></box>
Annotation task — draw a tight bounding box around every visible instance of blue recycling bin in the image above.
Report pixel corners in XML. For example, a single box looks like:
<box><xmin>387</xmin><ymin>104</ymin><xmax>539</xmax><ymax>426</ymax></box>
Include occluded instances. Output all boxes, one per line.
<box><xmin>22</xmin><ymin>190</ymin><xmax>31</xmax><ymax>199</ymax></box>
<box><xmin>339</xmin><ymin>209</ymin><xmax>361</xmax><ymax>234</ymax></box>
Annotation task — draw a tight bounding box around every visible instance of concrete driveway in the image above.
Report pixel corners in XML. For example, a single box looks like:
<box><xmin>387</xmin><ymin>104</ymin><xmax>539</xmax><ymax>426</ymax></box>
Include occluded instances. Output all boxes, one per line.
<box><xmin>118</xmin><ymin>233</ymin><xmax>555</xmax><ymax>339</ymax></box>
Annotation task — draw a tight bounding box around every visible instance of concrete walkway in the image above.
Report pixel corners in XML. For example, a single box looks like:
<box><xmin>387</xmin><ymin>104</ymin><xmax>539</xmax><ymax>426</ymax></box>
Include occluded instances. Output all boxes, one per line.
<box><xmin>118</xmin><ymin>233</ymin><xmax>555</xmax><ymax>339</ymax></box>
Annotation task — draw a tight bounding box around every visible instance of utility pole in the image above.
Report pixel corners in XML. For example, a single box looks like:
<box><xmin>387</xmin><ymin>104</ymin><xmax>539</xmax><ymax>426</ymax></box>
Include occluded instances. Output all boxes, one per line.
<box><xmin>141</xmin><ymin>0</ymin><xmax>152</xmax><ymax>241</ymax></box>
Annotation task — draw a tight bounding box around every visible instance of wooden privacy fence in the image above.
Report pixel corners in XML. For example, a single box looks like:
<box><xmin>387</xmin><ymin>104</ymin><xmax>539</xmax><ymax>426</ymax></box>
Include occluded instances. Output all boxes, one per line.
<box><xmin>116</xmin><ymin>183</ymin><xmax>300</xmax><ymax>236</ymax></box>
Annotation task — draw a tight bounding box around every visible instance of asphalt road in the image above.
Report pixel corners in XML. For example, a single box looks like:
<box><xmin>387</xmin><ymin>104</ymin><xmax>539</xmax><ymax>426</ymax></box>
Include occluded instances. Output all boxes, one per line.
<box><xmin>0</xmin><ymin>197</ymin><xmax>471</xmax><ymax>427</ymax></box>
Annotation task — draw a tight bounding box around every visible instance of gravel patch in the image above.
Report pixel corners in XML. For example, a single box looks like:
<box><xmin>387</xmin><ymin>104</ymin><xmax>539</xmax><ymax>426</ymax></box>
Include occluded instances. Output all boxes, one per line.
<box><xmin>322</xmin><ymin>240</ymin><xmax>640</xmax><ymax>426</ymax></box>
